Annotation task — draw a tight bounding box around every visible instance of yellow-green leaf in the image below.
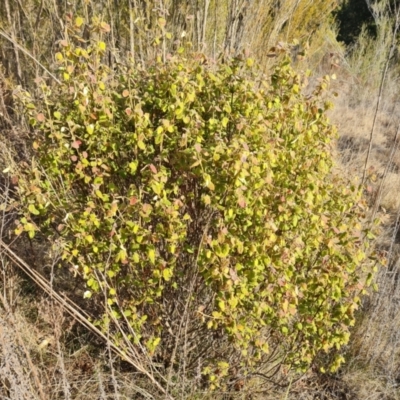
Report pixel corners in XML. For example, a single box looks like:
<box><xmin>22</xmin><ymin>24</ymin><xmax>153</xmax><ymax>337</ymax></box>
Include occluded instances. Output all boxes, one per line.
<box><xmin>28</xmin><ymin>204</ymin><xmax>40</xmax><ymax>215</ymax></box>
<box><xmin>85</xmin><ymin>235</ymin><xmax>93</xmax><ymax>244</ymax></box>
<box><xmin>162</xmin><ymin>268</ymin><xmax>173</xmax><ymax>281</ymax></box>
<box><xmin>98</xmin><ymin>41</ymin><xmax>106</xmax><ymax>51</ymax></box>
<box><xmin>148</xmin><ymin>247</ymin><xmax>155</xmax><ymax>264</ymax></box>
<box><xmin>55</xmin><ymin>52</ymin><xmax>63</xmax><ymax>62</ymax></box>
<box><xmin>86</xmin><ymin>124</ymin><xmax>95</xmax><ymax>135</ymax></box>
<box><xmin>75</xmin><ymin>16</ymin><xmax>84</xmax><ymax>27</ymax></box>
<box><xmin>246</xmin><ymin>58</ymin><xmax>254</xmax><ymax>67</ymax></box>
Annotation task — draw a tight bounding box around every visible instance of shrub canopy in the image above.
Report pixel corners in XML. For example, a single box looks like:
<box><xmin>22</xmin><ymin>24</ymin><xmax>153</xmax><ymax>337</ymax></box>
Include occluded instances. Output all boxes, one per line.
<box><xmin>16</xmin><ymin>18</ymin><xmax>374</xmax><ymax>387</ymax></box>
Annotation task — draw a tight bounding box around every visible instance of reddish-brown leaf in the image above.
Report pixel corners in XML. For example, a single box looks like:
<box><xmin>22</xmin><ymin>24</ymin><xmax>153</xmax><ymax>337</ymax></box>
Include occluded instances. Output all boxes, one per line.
<box><xmin>71</xmin><ymin>140</ymin><xmax>82</xmax><ymax>149</ymax></box>
<box><xmin>238</xmin><ymin>198</ymin><xmax>246</xmax><ymax>208</ymax></box>
<box><xmin>100</xmin><ymin>22</ymin><xmax>111</xmax><ymax>33</ymax></box>
<box><xmin>36</xmin><ymin>113</ymin><xmax>45</xmax><ymax>122</ymax></box>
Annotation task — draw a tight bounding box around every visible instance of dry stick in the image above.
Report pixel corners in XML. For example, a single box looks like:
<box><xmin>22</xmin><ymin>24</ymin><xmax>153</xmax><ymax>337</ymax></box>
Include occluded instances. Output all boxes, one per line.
<box><xmin>363</xmin><ymin>163</ymin><xmax>400</xmax><ymax>364</ymax></box>
<box><xmin>0</xmin><ymin>30</ymin><xmax>61</xmax><ymax>85</ymax></box>
<box><xmin>212</xmin><ymin>0</ymin><xmax>217</xmax><ymax>59</ymax></box>
<box><xmin>106</xmin><ymin>0</ymin><xmax>116</xmax><ymax>70</ymax></box>
<box><xmin>4</xmin><ymin>0</ymin><xmax>22</xmax><ymax>83</ymax></box>
<box><xmin>129</xmin><ymin>0</ymin><xmax>135</xmax><ymax>61</ymax></box>
<box><xmin>102</xmin><ymin>283</ymin><xmax>121</xmax><ymax>400</ymax></box>
<box><xmin>224</xmin><ymin>0</ymin><xmax>245</xmax><ymax>53</ymax></box>
<box><xmin>200</xmin><ymin>0</ymin><xmax>210</xmax><ymax>52</ymax></box>
<box><xmin>93</xmin><ymin>247</ymin><xmax>169</xmax><ymax>394</ymax></box>
<box><xmin>359</xmin><ymin>7</ymin><xmax>400</xmax><ymax>362</ymax></box>
<box><xmin>33</xmin><ymin>0</ymin><xmax>44</xmax><ymax>33</ymax></box>
<box><xmin>107</xmin><ymin>299</ymin><xmax>168</xmax><ymax>385</ymax></box>
<box><xmin>364</xmin><ymin>202</ymin><xmax>400</xmax><ymax>365</ymax></box>
<box><xmin>362</xmin><ymin>210</ymin><xmax>397</xmax><ymax>347</ymax></box>
<box><xmin>15</xmin><ymin>0</ymin><xmax>39</xmax><ymax>80</ymax></box>
<box><xmin>133</xmin><ymin>0</ymin><xmax>145</xmax><ymax>63</ymax></box>
<box><xmin>285</xmin><ymin>0</ymin><xmax>301</xmax><ymax>42</ymax></box>
<box><xmin>97</xmin><ymin>367</ymin><xmax>108</xmax><ymax>400</ymax></box>
<box><xmin>160</xmin><ymin>0</ymin><xmax>166</xmax><ymax>63</ymax></box>
<box><xmin>361</xmin><ymin>6</ymin><xmax>400</xmax><ymax>186</ymax></box>
<box><xmin>0</xmin><ymin>239</ymin><xmax>172</xmax><ymax>399</ymax></box>
<box><xmin>93</xmin><ymin>247</ymin><xmax>165</xmax><ymax>385</ymax></box>
<box><xmin>0</xmin><ymin>291</ymin><xmax>47</xmax><ymax>400</ymax></box>
<box><xmin>51</xmin><ymin>0</ymin><xmax>64</xmax><ymax>32</ymax></box>
<box><xmin>247</xmin><ymin>0</ymin><xmax>270</xmax><ymax>58</ymax></box>
<box><xmin>56</xmin><ymin>339</ymin><xmax>72</xmax><ymax>400</ymax></box>
<box><xmin>94</xmin><ymin>266</ymin><xmax>164</xmax><ymax>396</ymax></box>
<box><xmin>266</xmin><ymin>0</ymin><xmax>290</xmax><ymax>50</ymax></box>
<box><xmin>165</xmin><ymin>214</ymin><xmax>213</xmax><ymax>396</ymax></box>
<box><xmin>371</xmin><ymin>122</ymin><xmax>400</xmax><ymax>221</ymax></box>
<box><xmin>223</xmin><ymin>0</ymin><xmax>234</xmax><ymax>53</ymax></box>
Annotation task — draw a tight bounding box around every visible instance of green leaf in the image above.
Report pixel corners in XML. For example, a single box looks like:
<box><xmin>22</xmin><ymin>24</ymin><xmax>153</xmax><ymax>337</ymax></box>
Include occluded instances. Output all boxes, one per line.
<box><xmin>107</xmin><ymin>270</ymin><xmax>115</xmax><ymax>278</ymax></box>
<box><xmin>162</xmin><ymin>268</ymin><xmax>173</xmax><ymax>281</ymax></box>
<box><xmin>222</xmin><ymin>117</ymin><xmax>229</xmax><ymax>127</ymax></box>
<box><xmin>148</xmin><ymin>247</ymin><xmax>156</xmax><ymax>264</ymax></box>
<box><xmin>85</xmin><ymin>235</ymin><xmax>93</xmax><ymax>244</ymax></box>
<box><xmin>215</xmin><ymin>244</ymin><xmax>230</xmax><ymax>258</ymax></box>
<box><xmin>98</xmin><ymin>41</ymin><xmax>106</xmax><ymax>52</ymax></box>
<box><xmin>28</xmin><ymin>204</ymin><xmax>40</xmax><ymax>215</ymax></box>
<box><xmin>17</xmin><ymin>46</ymin><xmax>374</xmax><ymax>373</ymax></box>
<box><xmin>95</xmin><ymin>190</ymin><xmax>104</xmax><ymax>199</ymax></box>
<box><xmin>75</xmin><ymin>16</ymin><xmax>84</xmax><ymax>28</ymax></box>
<box><xmin>129</xmin><ymin>161</ymin><xmax>138</xmax><ymax>174</ymax></box>
<box><xmin>86</xmin><ymin>124</ymin><xmax>95</xmax><ymax>135</ymax></box>
<box><xmin>151</xmin><ymin>182</ymin><xmax>162</xmax><ymax>195</ymax></box>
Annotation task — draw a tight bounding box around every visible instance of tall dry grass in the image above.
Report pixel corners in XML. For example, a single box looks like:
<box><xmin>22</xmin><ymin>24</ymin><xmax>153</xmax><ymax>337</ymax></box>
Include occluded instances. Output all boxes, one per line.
<box><xmin>326</xmin><ymin>3</ymin><xmax>400</xmax><ymax>399</ymax></box>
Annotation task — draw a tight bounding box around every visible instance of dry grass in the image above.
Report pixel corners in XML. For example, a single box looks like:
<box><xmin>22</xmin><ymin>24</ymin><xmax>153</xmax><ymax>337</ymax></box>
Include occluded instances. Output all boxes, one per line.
<box><xmin>324</xmin><ymin>32</ymin><xmax>400</xmax><ymax>400</ymax></box>
<box><xmin>1</xmin><ymin>1</ymin><xmax>400</xmax><ymax>399</ymax></box>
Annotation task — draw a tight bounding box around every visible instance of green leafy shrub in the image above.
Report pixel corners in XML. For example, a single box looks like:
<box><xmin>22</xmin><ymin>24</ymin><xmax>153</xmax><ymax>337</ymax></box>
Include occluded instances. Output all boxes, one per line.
<box><xmin>15</xmin><ymin>17</ymin><xmax>375</xmax><ymax>389</ymax></box>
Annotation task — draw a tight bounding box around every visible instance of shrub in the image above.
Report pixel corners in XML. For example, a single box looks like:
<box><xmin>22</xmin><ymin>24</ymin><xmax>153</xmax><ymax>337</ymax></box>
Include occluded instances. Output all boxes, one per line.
<box><xmin>15</xmin><ymin>17</ymin><xmax>375</xmax><ymax>390</ymax></box>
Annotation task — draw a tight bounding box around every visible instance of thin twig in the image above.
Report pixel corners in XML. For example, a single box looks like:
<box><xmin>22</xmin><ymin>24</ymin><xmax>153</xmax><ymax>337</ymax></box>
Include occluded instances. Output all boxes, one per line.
<box><xmin>0</xmin><ymin>239</ymin><xmax>173</xmax><ymax>399</ymax></box>
<box><xmin>0</xmin><ymin>30</ymin><xmax>61</xmax><ymax>84</ymax></box>
<box><xmin>361</xmin><ymin>6</ymin><xmax>400</xmax><ymax>185</ymax></box>
<box><xmin>371</xmin><ymin>122</ymin><xmax>400</xmax><ymax>221</ymax></box>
